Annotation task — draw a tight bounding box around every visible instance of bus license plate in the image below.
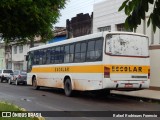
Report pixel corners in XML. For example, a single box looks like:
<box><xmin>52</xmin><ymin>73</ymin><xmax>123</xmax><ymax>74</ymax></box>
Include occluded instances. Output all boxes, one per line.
<box><xmin>125</xmin><ymin>84</ymin><xmax>133</xmax><ymax>88</ymax></box>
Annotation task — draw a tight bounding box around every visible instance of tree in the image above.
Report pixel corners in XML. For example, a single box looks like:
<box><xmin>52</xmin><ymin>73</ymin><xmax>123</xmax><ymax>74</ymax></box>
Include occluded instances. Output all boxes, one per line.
<box><xmin>119</xmin><ymin>0</ymin><xmax>160</xmax><ymax>32</ymax></box>
<box><xmin>0</xmin><ymin>0</ymin><xmax>67</xmax><ymax>45</ymax></box>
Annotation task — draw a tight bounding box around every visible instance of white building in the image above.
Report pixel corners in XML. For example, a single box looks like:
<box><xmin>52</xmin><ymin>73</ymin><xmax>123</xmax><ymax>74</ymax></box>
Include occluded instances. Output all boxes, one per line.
<box><xmin>0</xmin><ymin>42</ymin><xmax>5</xmax><ymax>69</ymax></box>
<box><xmin>93</xmin><ymin>0</ymin><xmax>160</xmax><ymax>89</ymax></box>
<box><xmin>10</xmin><ymin>36</ymin><xmax>45</xmax><ymax>71</ymax></box>
<box><xmin>11</xmin><ymin>44</ymin><xmax>29</xmax><ymax>70</ymax></box>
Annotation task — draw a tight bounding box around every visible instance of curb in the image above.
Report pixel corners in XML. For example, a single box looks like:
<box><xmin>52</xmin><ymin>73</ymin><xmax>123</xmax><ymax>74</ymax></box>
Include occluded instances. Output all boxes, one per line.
<box><xmin>111</xmin><ymin>92</ymin><xmax>160</xmax><ymax>103</ymax></box>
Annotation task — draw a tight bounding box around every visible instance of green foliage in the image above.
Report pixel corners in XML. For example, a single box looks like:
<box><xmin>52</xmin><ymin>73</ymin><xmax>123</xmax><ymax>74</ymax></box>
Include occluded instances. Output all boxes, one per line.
<box><xmin>0</xmin><ymin>0</ymin><xmax>67</xmax><ymax>43</ymax></box>
<box><xmin>119</xmin><ymin>0</ymin><xmax>160</xmax><ymax>32</ymax></box>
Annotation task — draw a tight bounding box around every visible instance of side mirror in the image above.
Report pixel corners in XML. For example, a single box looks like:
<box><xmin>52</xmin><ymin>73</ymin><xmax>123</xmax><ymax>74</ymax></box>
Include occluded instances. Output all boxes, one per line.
<box><xmin>26</xmin><ymin>55</ymin><xmax>29</xmax><ymax>61</ymax></box>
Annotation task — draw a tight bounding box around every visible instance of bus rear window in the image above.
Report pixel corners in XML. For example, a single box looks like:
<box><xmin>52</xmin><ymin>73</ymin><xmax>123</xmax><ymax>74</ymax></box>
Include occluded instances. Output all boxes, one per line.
<box><xmin>106</xmin><ymin>34</ymin><xmax>149</xmax><ymax>56</ymax></box>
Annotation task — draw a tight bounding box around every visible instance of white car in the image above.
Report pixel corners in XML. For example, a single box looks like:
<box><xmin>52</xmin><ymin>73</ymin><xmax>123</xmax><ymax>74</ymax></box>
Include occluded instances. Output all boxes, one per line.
<box><xmin>0</xmin><ymin>69</ymin><xmax>13</xmax><ymax>83</ymax></box>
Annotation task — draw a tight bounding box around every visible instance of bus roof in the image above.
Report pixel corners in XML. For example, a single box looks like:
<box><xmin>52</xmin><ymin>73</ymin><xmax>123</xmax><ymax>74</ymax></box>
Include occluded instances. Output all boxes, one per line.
<box><xmin>29</xmin><ymin>31</ymin><xmax>148</xmax><ymax>51</ymax></box>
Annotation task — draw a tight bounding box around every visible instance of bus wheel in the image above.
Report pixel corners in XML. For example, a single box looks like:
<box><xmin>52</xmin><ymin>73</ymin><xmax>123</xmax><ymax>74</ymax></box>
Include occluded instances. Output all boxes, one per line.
<box><xmin>8</xmin><ymin>79</ymin><xmax>12</xmax><ymax>85</ymax></box>
<box><xmin>32</xmin><ymin>77</ymin><xmax>40</xmax><ymax>90</ymax></box>
<box><xmin>64</xmin><ymin>78</ymin><xmax>73</xmax><ymax>97</ymax></box>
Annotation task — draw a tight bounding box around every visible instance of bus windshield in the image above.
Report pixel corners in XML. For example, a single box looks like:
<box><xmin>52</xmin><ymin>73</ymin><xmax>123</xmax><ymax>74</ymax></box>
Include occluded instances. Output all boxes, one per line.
<box><xmin>106</xmin><ymin>34</ymin><xmax>149</xmax><ymax>56</ymax></box>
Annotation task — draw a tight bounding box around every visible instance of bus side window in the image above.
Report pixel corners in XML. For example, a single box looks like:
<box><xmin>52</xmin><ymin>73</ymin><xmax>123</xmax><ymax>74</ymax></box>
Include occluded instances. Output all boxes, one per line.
<box><xmin>42</xmin><ymin>49</ymin><xmax>47</xmax><ymax>64</ymax></box>
<box><xmin>64</xmin><ymin>45</ymin><xmax>70</xmax><ymax>63</ymax></box>
<box><xmin>59</xmin><ymin>46</ymin><xmax>64</xmax><ymax>63</ymax></box>
<box><xmin>46</xmin><ymin>48</ymin><xmax>51</xmax><ymax>64</ymax></box>
<box><xmin>86</xmin><ymin>40</ymin><xmax>95</xmax><ymax>62</ymax></box>
<box><xmin>95</xmin><ymin>39</ymin><xmax>103</xmax><ymax>61</ymax></box>
<box><xmin>34</xmin><ymin>50</ymin><xmax>40</xmax><ymax>65</ymax></box>
<box><xmin>55</xmin><ymin>47</ymin><xmax>60</xmax><ymax>64</ymax></box>
<box><xmin>27</xmin><ymin>52</ymin><xmax>33</xmax><ymax>72</ymax></box>
<box><xmin>106</xmin><ymin>35</ymin><xmax>112</xmax><ymax>53</ymax></box>
<box><xmin>50</xmin><ymin>48</ymin><xmax>55</xmax><ymax>64</ymax></box>
<box><xmin>39</xmin><ymin>50</ymin><xmax>43</xmax><ymax>65</ymax></box>
<box><xmin>74</xmin><ymin>43</ymin><xmax>81</xmax><ymax>62</ymax></box>
<box><xmin>69</xmin><ymin>44</ymin><xmax>75</xmax><ymax>62</ymax></box>
<box><xmin>81</xmin><ymin>42</ymin><xmax>87</xmax><ymax>62</ymax></box>
<box><xmin>74</xmin><ymin>42</ymin><xmax>86</xmax><ymax>62</ymax></box>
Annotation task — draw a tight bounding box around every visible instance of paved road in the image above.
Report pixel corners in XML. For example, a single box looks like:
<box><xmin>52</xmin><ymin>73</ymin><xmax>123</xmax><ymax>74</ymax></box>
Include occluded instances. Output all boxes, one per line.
<box><xmin>0</xmin><ymin>82</ymin><xmax>160</xmax><ymax>120</ymax></box>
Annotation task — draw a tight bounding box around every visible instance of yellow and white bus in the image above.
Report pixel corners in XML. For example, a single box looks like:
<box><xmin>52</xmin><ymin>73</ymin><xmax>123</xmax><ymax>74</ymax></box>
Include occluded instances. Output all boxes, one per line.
<box><xmin>27</xmin><ymin>31</ymin><xmax>150</xmax><ymax>96</ymax></box>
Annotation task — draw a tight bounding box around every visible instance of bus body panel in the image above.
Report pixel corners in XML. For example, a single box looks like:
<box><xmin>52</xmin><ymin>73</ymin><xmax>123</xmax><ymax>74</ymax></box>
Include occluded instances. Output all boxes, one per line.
<box><xmin>27</xmin><ymin>31</ymin><xmax>150</xmax><ymax>92</ymax></box>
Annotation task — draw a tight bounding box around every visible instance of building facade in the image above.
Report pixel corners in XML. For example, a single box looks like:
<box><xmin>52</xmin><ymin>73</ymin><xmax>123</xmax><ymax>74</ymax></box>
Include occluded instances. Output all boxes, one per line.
<box><xmin>11</xmin><ymin>44</ymin><xmax>29</xmax><ymax>70</ymax></box>
<box><xmin>93</xmin><ymin>0</ymin><xmax>160</xmax><ymax>89</ymax></box>
<box><xmin>66</xmin><ymin>13</ymin><xmax>93</xmax><ymax>38</ymax></box>
<box><xmin>0</xmin><ymin>42</ymin><xmax>5</xmax><ymax>69</ymax></box>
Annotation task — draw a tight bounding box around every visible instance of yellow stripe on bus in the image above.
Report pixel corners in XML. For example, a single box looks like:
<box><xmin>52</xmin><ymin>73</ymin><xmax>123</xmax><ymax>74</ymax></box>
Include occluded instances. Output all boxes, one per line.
<box><xmin>31</xmin><ymin>65</ymin><xmax>150</xmax><ymax>74</ymax></box>
<box><xmin>110</xmin><ymin>65</ymin><xmax>149</xmax><ymax>74</ymax></box>
<box><xmin>31</xmin><ymin>65</ymin><xmax>104</xmax><ymax>73</ymax></box>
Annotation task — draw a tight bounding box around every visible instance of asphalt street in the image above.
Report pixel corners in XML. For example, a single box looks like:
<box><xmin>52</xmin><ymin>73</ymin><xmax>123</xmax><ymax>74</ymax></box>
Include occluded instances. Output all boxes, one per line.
<box><xmin>0</xmin><ymin>82</ymin><xmax>160</xmax><ymax>120</ymax></box>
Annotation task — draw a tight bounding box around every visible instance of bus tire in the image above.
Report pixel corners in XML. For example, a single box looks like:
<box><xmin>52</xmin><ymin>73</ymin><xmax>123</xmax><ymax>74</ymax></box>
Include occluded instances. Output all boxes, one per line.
<box><xmin>15</xmin><ymin>80</ymin><xmax>19</xmax><ymax>85</ymax></box>
<box><xmin>64</xmin><ymin>78</ymin><xmax>73</xmax><ymax>97</ymax></box>
<box><xmin>32</xmin><ymin>77</ymin><xmax>40</xmax><ymax>90</ymax></box>
<box><xmin>0</xmin><ymin>78</ymin><xmax>3</xmax><ymax>83</ymax></box>
<box><xmin>8</xmin><ymin>79</ymin><xmax>12</xmax><ymax>85</ymax></box>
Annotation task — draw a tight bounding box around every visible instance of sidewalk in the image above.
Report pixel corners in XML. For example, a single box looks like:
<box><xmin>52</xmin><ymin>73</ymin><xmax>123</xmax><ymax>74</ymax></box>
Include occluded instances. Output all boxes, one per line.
<box><xmin>111</xmin><ymin>89</ymin><xmax>160</xmax><ymax>101</ymax></box>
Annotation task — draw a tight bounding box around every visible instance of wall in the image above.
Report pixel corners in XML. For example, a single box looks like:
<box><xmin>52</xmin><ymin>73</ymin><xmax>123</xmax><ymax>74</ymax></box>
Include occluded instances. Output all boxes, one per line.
<box><xmin>67</xmin><ymin>13</ymin><xmax>93</xmax><ymax>38</ymax></box>
<box><xmin>93</xmin><ymin>0</ymin><xmax>125</xmax><ymax>33</ymax></box>
<box><xmin>12</xmin><ymin>44</ymin><xmax>30</xmax><ymax>70</ymax></box>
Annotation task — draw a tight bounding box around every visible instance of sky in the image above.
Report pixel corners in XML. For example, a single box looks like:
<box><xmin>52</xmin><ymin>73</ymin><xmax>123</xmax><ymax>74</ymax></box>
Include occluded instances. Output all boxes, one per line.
<box><xmin>55</xmin><ymin>0</ymin><xmax>105</xmax><ymax>27</ymax></box>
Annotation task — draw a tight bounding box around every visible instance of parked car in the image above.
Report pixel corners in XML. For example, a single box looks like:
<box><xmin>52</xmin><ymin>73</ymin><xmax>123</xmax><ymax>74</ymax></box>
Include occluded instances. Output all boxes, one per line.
<box><xmin>0</xmin><ymin>69</ymin><xmax>13</xmax><ymax>83</ymax></box>
<box><xmin>9</xmin><ymin>70</ymin><xmax>27</xmax><ymax>85</ymax></box>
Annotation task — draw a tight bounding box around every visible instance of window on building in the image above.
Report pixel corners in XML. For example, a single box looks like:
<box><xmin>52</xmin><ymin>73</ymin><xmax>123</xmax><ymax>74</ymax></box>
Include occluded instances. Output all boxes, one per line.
<box><xmin>19</xmin><ymin>46</ymin><xmax>23</xmax><ymax>53</ymax></box>
<box><xmin>98</xmin><ymin>26</ymin><xmax>111</xmax><ymax>32</ymax></box>
<box><xmin>14</xmin><ymin>46</ymin><xmax>17</xmax><ymax>54</ymax></box>
<box><xmin>116</xmin><ymin>23</ymin><xmax>132</xmax><ymax>32</ymax></box>
<box><xmin>117</xmin><ymin>23</ymin><xmax>125</xmax><ymax>31</ymax></box>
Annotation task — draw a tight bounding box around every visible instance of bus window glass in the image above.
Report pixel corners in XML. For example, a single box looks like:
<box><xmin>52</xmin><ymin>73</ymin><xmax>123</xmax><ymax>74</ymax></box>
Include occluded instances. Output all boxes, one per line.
<box><xmin>81</xmin><ymin>42</ymin><xmax>86</xmax><ymax>62</ymax></box>
<box><xmin>106</xmin><ymin>34</ymin><xmax>149</xmax><ymax>56</ymax></box>
<box><xmin>39</xmin><ymin>50</ymin><xmax>43</xmax><ymax>65</ymax></box>
<box><xmin>69</xmin><ymin>44</ymin><xmax>74</xmax><ymax>62</ymax></box>
<box><xmin>86</xmin><ymin>40</ymin><xmax>95</xmax><ymax>61</ymax></box>
<box><xmin>46</xmin><ymin>49</ymin><xmax>51</xmax><ymax>64</ymax></box>
<box><xmin>34</xmin><ymin>50</ymin><xmax>40</xmax><ymax>65</ymax></box>
<box><xmin>50</xmin><ymin>48</ymin><xmax>55</xmax><ymax>64</ymax></box>
<box><xmin>55</xmin><ymin>47</ymin><xmax>60</xmax><ymax>63</ymax></box>
<box><xmin>42</xmin><ymin>50</ymin><xmax>47</xmax><ymax>64</ymax></box>
<box><xmin>59</xmin><ymin>46</ymin><xmax>64</xmax><ymax>63</ymax></box>
<box><xmin>27</xmin><ymin>52</ymin><xmax>33</xmax><ymax>72</ymax></box>
<box><xmin>74</xmin><ymin>43</ymin><xmax>81</xmax><ymax>62</ymax></box>
<box><xmin>105</xmin><ymin>35</ymin><xmax>112</xmax><ymax>53</ymax></box>
<box><xmin>95</xmin><ymin>39</ymin><xmax>103</xmax><ymax>61</ymax></box>
<box><xmin>64</xmin><ymin>45</ymin><xmax>70</xmax><ymax>63</ymax></box>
